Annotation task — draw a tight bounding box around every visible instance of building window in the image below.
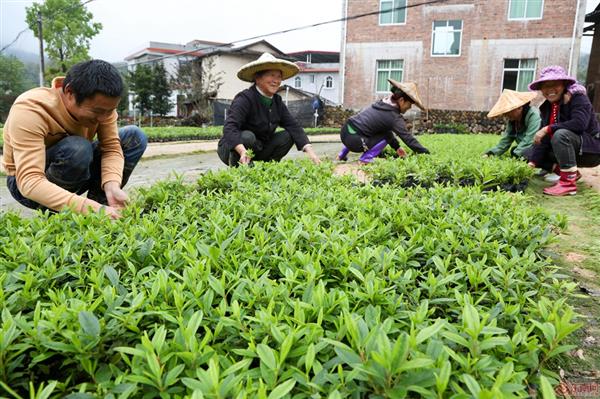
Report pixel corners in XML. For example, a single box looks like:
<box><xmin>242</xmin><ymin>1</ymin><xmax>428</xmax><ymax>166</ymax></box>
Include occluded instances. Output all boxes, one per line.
<box><xmin>432</xmin><ymin>20</ymin><xmax>462</xmax><ymax>56</ymax></box>
<box><xmin>379</xmin><ymin>0</ymin><xmax>407</xmax><ymax>25</ymax></box>
<box><xmin>508</xmin><ymin>0</ymin><xmax>543</xmax><ymax>20</ymax></box>
<box><xmin>375</xmin><ymin>59</ymin><xmax>403</xmax><ymax>92</ymax></box>
<box><xmin>294</xmin><ymin>76</ymin><xmax>302</xmax><ymax>88</ymax></box>
<box><xmin>502</xmin><ymin>59</ymin><xmax>537</xmax><ymax>92</ymax></box>
<box><xmin>310</xmin><ymin>74</ymin><xmax>315</xmax><ymax>84</ymax></box>
<box><xmin>325</xmin><ymin>76</ymin><xmax>334</xmax><ymax>89</ymax></box>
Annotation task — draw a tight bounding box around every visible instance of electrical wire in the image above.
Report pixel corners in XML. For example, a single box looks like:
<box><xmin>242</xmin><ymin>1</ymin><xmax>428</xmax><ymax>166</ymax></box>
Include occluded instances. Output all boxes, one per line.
<box><xmin>0</xmin><ymin>0</ymin><xmax>98</xmax><ymax>54</ymax></box>
<box><xmin>0</xmin><ymin>28</ymin><xmax>29</xmax><ymax>53</ymax></box>
<box><xmin>127</xmin><ymin>0</ymin><xmax>451</xmax><ymax>67</ymax></box>
<box><xmin>1</xmin><ymin>0</ymin><xmax>450</xmax><ymax>61</ymax></box>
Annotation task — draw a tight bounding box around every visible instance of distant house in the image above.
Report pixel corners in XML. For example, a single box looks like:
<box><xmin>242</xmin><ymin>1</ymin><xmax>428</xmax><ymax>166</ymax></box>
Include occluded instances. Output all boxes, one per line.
<box><xmin>283</xmin><ymin>51</ymin><xmax>341</xmax><ymax>105</ymax></box>
<box><xmin>124</xmin><ymin>40</ymin><xmax>224</xmax><ymax>117</ymax></box>
<box><xmin>124</xmin><ymin>39</ymin><xmax>293</xmax><ymax>117</ymax></box>
<box><xmin>341</xmin><ymin>0</ymin><xmax>586</xmax><ymax>112</ymax></box>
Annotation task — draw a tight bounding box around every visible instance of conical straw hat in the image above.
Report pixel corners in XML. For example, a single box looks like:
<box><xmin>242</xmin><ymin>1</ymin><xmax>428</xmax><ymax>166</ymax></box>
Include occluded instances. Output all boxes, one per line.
<box><xmin>237</xmin><ymin>52</ymin><xmax>299</xmax><ymax>82</ymax></box>
<box><xmin>388</xmin><ymin>79</ymin><xmax>426</xmax><ymax>110</ymax></box>
<box><xmin>487</xmin><ymin>89</ymin><xmax>537</xmax><ymax>118</ymax></box>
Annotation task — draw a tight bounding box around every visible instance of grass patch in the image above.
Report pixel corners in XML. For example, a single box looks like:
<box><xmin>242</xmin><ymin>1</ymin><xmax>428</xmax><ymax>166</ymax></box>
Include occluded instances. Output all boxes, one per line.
<box><xmin>526</xmin><ymin>178</ymin><xmax>600</xmax><ymax>377</ymax></box>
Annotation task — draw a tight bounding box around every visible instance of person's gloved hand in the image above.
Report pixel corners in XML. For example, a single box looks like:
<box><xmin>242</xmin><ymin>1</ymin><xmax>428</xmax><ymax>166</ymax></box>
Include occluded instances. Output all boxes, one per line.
<box><xmin>396</xmin><ymin>147</ymin><xmax>407</xmax><ymax>158</ymax></box>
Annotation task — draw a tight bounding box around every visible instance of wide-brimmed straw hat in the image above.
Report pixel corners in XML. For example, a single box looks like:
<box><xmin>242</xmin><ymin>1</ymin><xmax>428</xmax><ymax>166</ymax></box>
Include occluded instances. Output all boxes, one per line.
<box><xmin>487</xmin><ymin>89</ymin><xmax>537</xmax><ymax>118</ymax></box>
<box><xmin>237</xmin><ymin>52</ymin><xmax>299</xmax><ymax>82</ymax></box>
<box><xmin>387</xmin><ymin>79</ymin><xmax>426</xmax><ymax>110</ymax></box>
<box><xmin>528</xmin><ymin>65</ymin><xmax>576</xmax><ymax>91</ymax></box>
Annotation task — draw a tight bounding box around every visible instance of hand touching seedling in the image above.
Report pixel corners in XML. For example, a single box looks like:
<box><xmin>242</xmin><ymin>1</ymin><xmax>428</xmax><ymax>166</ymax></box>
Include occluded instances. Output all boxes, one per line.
<box><xmin>241</xmin><ymin>148</ymin><xmax>255</xmax><ymax>165</ymax></box>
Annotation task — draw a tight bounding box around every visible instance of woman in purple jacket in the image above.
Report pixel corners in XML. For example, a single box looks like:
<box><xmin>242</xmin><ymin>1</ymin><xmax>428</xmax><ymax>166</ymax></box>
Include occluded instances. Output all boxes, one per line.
<box><xmin>336</xmin><ymin>79</ymin><xmax>430</xmax><ymax>164</ymax></box>
<box><xmin>528</xmin><ymin>66</ymin><xmax>600</xmax><ymax>196</ymax></box>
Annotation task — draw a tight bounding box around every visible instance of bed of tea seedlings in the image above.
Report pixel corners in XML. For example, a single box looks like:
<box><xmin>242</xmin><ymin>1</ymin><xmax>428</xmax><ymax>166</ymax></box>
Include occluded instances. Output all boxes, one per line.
<box><xmin>367</xmin><ymin>135</ymin><xmax>534</xmax><ymax>192</ymax></box>
<box><xmin>0</xmin><ymin>151</ymin><xmax>580</xmax><ymax>398</ymax></box>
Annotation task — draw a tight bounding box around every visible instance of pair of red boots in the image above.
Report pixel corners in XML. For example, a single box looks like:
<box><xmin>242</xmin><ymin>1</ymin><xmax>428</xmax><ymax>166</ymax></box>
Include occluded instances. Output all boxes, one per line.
<box><xmin>543</xmin><ymin>168</ymin><xmax>582</xmax><ymax>196</ymax></box>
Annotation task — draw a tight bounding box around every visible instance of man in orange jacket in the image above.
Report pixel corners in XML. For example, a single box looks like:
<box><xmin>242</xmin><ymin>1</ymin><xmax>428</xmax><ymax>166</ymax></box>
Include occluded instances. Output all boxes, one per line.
<box><xmin>2</xmin><ymin>59</ymin><xmax>147</xmax><ymax>219</ymax></box>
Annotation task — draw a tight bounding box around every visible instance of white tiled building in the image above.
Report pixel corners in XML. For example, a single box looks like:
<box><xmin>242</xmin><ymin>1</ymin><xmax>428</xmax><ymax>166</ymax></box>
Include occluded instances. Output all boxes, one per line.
<box><xmin>283</xmin><ymin>51</ymin><xmax>341</xmax><ymax>105</ymax></box>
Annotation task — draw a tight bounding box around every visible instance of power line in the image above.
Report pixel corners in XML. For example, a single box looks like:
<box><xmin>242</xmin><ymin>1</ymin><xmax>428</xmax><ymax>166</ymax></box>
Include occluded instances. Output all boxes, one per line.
<box><xmin>0</xmin><ymin>27</ymin><xmax>29</xmax><ymax>53</ymax></box>
<box><xmin>0</xmin><ymin>0</ymin><xmax>98</xmax><ymax>54</ymax></box>
<box><xmin>127</xmin><ymin>0</ymin><xmax>451</xmax><ymax>67</ymax></box>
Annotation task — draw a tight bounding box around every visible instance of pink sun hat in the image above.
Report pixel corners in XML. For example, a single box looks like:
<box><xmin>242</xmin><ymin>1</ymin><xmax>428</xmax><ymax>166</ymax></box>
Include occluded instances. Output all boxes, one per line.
<box><xmin>528</xmin><ymin>65</ymin><xmax>577</xmax><ymax>91</ymax></box>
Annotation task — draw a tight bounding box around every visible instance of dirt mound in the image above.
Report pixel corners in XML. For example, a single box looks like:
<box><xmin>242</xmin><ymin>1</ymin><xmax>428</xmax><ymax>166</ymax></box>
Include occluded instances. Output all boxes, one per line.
<box><xmin>332</xmin><ymin>163</ymin><xmax>369</xmax><ymax>183</ymax></box>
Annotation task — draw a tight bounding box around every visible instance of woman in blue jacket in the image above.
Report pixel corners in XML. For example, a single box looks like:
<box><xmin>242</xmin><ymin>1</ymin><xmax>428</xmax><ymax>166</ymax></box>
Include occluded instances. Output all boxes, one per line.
<box><xmin>484</xmin><ymin>89</ymin><xmax>540</xmax><ymax>159</ymax></box>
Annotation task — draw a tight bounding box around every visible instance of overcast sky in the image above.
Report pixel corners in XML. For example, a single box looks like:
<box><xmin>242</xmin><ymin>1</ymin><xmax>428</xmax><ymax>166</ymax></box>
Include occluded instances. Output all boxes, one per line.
<box><xmin>0</xmin><ymin>0</ymin><xmax>344</xmax><ymax>61</ymax></box>
<box><xmin>1</xmin><ymin>0</ymin><xmax>598</xmax><ymax>63</ymax></box>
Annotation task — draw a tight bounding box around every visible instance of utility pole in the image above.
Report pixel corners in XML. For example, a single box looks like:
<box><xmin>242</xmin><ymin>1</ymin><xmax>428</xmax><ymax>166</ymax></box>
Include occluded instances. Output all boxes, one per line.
<box><xmin>37</xmin><ymin>10</ymin><xmax>45</xmax><ymax>86</ymax></box>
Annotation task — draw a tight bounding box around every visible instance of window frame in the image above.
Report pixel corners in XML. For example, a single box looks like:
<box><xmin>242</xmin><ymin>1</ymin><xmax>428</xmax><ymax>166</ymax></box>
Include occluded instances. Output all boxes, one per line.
<box><xmin>294</xmin><ymin>76</ymin><xmax>302</xmax><ymax>89</ymax></box>
<box><xmin>375</xmin><ymin>59</ymin><xmax>404</xmax><ymax>94</ymax></box>
<box><xmin>379</xmin><ymin>0</ymin><xmax>407</xmax><ymax>26</ymax></box>
<box><xmin>501</xmin><ymin>58</ymin><xmax>538</xmax><ymax>92</ymax></box>
<box><xmin>324</xmin><ymin>76</ymin><xmax>334</xmax><ymax>89</ymax></box>
<box><xmin>430</xmin><ymin>19</ymin><xmax>463</xmax><ymax>57</ymax></box>
<box><xmin>507</xmin><ymin>0</ymin><xmax>544</xmax><ymax>21</ymax></box>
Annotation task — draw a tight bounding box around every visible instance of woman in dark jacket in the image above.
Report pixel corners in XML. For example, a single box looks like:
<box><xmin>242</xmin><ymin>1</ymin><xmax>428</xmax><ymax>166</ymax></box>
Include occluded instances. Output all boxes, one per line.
<box><xmin>528</xmin><ymin>66</ymin><xmax>600</xmax><ymax>196</ymax></box>
<box><xmin>336</xmin><ymin>79</ymin><xmax>429</xmax><ymax>164</ymax></box>
<box><xmin>218</xmin><ymin>53</ymin><xmax>320</xmax><ymax>166</ymax></box>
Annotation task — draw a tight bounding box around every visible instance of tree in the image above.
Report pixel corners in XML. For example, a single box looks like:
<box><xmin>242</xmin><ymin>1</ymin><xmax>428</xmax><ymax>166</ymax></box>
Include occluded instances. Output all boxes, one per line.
<box><xmin>171</xmin><ymin>57</ymin><xmax>223</xmax><ymax>124</ymax></box>
<box><xmin>128</xmin><ymin>63</ymin><xmax>172</xmax><ymax>116</ymax></box>
<box><xmin>117</xmin><ymin>71</ymin><xmax>130</xmax><ymax>118</ymax></box>
<box><xmin>25</xmin><ymin>0</ymin><xmax>102</xmax><ymax>77</ymax></box>
<box><xmin>150</xmin><ymin>63</ymin><xmax>172</xmax><ymax>116</ymax></box>
<box><xmin>578</xmin><ymin>52</ymin><xmax>590</xmax><ymax>84</ymax></box>
<box><xmin>0</xmin><ymin>55</ymin><xmax>37</xmax><ymax>122</ymax></box>
<box><xmin>128</xmin><ymin>64</ymin><xmax>153</xmax><ymax>116</ymax></box>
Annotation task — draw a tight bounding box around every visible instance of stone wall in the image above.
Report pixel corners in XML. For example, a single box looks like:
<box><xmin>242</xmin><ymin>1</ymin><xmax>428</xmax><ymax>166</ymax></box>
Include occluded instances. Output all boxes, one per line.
<box><xmin>321</xmin><ymin>106</ymin><xmax>355</xmax><ymax>128</ymax></box>
<box><xmin>322</xmin><ymin>105</ymin><xmax>506</xmax><ymax>134</ymax></box>
<box><xmin>411</xmin><ymin>109</ymin><xmax>505</xmax><ymax>134</ymax></box>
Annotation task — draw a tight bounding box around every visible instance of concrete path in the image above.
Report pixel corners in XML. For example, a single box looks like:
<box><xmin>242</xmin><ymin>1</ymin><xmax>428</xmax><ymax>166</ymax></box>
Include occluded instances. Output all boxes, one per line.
<box><xmin>0</xmin><ymin>141</ymin><xmax>343</xmax><ymax>215</ymax></box>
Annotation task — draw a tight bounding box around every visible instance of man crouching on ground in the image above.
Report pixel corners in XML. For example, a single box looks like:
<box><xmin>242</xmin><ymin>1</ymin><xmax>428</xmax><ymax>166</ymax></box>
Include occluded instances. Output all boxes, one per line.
<box><xmin>2</xmin><ymin>59</ymin><xmax>147</xmax><ymax>219</ymax></box>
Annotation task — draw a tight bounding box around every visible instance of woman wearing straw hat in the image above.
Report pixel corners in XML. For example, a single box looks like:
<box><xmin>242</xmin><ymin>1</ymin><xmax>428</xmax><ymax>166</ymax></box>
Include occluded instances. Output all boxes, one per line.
<box><xmin>527</xmin><ymin>65</ymin><xmax>600</xmax><ymax>196</ymax></box>
<box><xmin>483</xmin><ymin>89</ymin><xmax>540</xmax><ymax>159</ymax></box>
<box><xmin>218</xmin><ymin>53</ymin><xmax>321</xmax><ymax>166</ymax></box>
<box><xmin>336</xmin><ymin>79</ymin><xmax>430</xmax><ymax>164</ymax></box>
